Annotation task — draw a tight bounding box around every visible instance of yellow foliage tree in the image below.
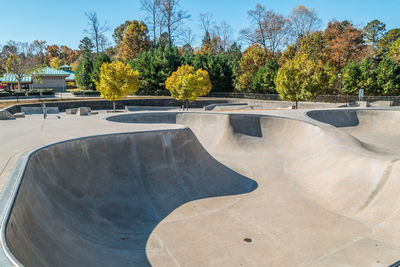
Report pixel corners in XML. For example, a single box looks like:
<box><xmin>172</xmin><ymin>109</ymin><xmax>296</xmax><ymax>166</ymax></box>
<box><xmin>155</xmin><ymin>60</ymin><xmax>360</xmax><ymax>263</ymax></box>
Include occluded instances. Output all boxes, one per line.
<box><xmin>49</xmin><ymin>57</ymin><xmax>63</xmax><ymax>69</ymax></box>
<box><xmin>96</xmin><ymin>61</ymin><xmax>140</xmax><ymax>111</ymax></box>
<box><xmin>165</xmin><ymin>65</ymin><xmax>212</xmax><ymax>109</ymax></box>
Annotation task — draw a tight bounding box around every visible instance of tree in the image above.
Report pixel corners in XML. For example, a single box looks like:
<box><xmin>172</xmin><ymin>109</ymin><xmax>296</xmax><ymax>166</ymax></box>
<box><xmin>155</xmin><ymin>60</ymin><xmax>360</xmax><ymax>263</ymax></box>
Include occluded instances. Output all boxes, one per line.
<box><xmin>376</xmin><ymin>56</ymin><xmax>400</xmax><ymax>95</ymax></box>
<box><xmin>79</xmin><ymin>37</ymin><xmax>95</xmax><ymax>54</ymax></box>
<box><xmin>113</xmin><ymin>21</ymin><xmax>133</xmax><ymax>48</ymax></box>
<box><xmin>96</xmin><ymin>61</ymin><xmax>140</xmax><ymax>111</ymax></box>
<box><xmin>341</xmin><ymin>62</ymin><xmax>361</xmax><ymax>95</ymax></box>
<box><xmin>378</xmin><ymin>29</ymin><xmax>400</xmax><ymax>54</ymax></box>
<box><xmin>364</xmin><ymin>20</ymin><xmax>386</xmax><ymax>50</ymax></box>
<box><xmin>129</xmin><ymin>46</ymin><xmax>184</xmax><ymax>95</ymax></box>
<box><xmin>141</xmin><ymin>0</ymin><xmax>164</xmax><ymax>45</ymax></box>
<box><xmin>84</xmin><ymin>11</ymin><xmax>109</xmax><ymax>56</ymax></box>
<box><xmin>75</xmin><ymin>52</ymin><xmax>94</xmax><ymax>90</ymax></box>
<box><xmin>241</xmin><ymin>5</ymin><xmax>291</xmax><ymax>55</ymax></box>
<box><xmin>388</xmin><ymin>39</ymin><xmax>400</xmax><ymax>62</ymax></box>
<box><xmin>275</xmin><ymin>54</ymin><xmax>330</xmax><ymax>108</ymax></box>
<box><xmin>324</xmin><ymin>20</ymin><xmax>366</xmax><ymax>69</ymax></box>
<box><xmin>251</xmin><ymin>59</ymin><xmax>279</xmax><ymax>93</ymax></box>
<box><xmin>6</xmin><ymin>53</ymin><xmax>39</xmax><ymax>92</ymax></box>
<box><xmin>120</xmin><ymin>20</ymin><xmax>152</xmax><ymax>60</ymax></box>
<box><xmin>91</xmin><ymin>53</ymin><xmax>111</xmax><ymax>85</ymax></box>
<box><xmin>289</xmin><ymin>5</ymin><xmax>321</xmax><ymax>39</ymax></box>
<box><xmin>213</xmin><ymin>22</ymin><xmax>233</xmax><ymax>51</ymax></box>
<box><xmin>46</xmin><ymin>44</ymin><xmax>60</xmax><ymax>58</ymax></box>
<box><xmin>158</xmin><ymin>0</ymin><xmax>190</xmax><ymax>46</ymax></box>
<box><xmin>236</xmin><ymin>44</ymin><xmax>272</xmax><ymax>91</ymax></box>
<box><xmin>49</xmin><ymin>57</ymin><xmax>63</xmax><ymax>69</ymax></box>
<box><xmin>359</xmin><ymin>58</ymin><xmax>378</xmax><ymax>95</ymax></box>
<box><xmin>165</xmin><ymin>64</ymin><xmax>211</xmax><ymax>109</ymax></box>
<box><xmin>186</xmin><ymin>53</ymin><xmax>235</xmax><ymax>92</ymax></box>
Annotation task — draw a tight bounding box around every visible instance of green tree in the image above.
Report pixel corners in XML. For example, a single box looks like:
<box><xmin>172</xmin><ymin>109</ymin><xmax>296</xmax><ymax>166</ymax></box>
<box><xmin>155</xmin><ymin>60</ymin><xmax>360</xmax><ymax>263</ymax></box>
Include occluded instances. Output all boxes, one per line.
<box><xmin>378</xmin><ymin>29</ymin><xmax>400</xmax><ymax>54</ymax></box>
<box><xmin>129</xmin><ymin>46</ymin><xmax>184</xmax><ymax>95</ymax></box>
<box><xmin>96</xmin><ymin>61</ymin><xmax>140</xmax><ymax>111</ymax></box>
<box><xmin>388</xmin><ymin>39</ymin><xmax>400</xmax><ymax>62</ymax></box>
<box><xmin>120</xmin><ymin>20</ymin><xmax>152</xmax><ymax>60</ymax></box>
<box><xmin>275</xmin><ymin>54</ymin><xmax>330</xmax><ymax>109</ymax></box>
<box><xmin>165</xmin><ymin>64</ymin><xmax>211</xmax><ymax>109</ymax></box>
<box><xmin>341</xmin><ymin>62</ymin><xmax>361</xmax><ymax>95</ymax></box>
<box><xmin>359</xmin><ymin>58</ymin><xmax>378</xmax><ymax>94</ymax></box>
<box><xmin>79</xmin><ymin>37</ymin><xmax>94</xmax><ymax>54</ymax></box>
<box><xmin>376</xmin><ymin>56</ymin><xmax>400</xmax><ymax>95</ymax></box>
<box><xmin>186</xmin><ymin>53</ymin><xmax>235</xmax><ymax>93</ymax></box>
<box><xmin>251</xmin><ymin>60</ymin><xmax>279</xmax><ymax>93</ymax></box>
<box><xmin>75</xmin><ymin>52</ymin><xmax>94</xmax><ymax>90</ymax></box>
<box><xmin>91</xmin><ymin>53</ymin><xmax>111</xmax><ymax>85</ymax></box>
<box><xmin>364</xmin><ymin>20</ymin><xmax>386</xmax><ymax>49</ymax></box>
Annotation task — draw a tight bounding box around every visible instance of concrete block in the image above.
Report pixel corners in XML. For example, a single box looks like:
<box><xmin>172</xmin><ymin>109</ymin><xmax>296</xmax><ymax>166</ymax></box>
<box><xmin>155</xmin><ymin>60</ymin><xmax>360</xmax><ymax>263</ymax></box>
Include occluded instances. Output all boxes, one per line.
<box><xmin>278</xmin><ymin>105</ymin><xmax>295</xmax><ymax>110</ymax></box>
<box><xmin>21</xmin><ymin>107</ymin><xmax>59</xmax><ymax>114</ymax></box>
<box><xmin>66</xmin><ymin>108</ymin><xmax>78</xmax><ymax>115</ymax></box>
<box><xmin>77</xmin><ymin>107</ymin><xmax>90</xmax><ymax>116</ymax></box>
<box><xmin>0</xmin><ymin>110</ymin><xmax>15</xmax><ymax>120</ymax></box>
<box><xmin>14</xmin><ymin>112</ymin><xmax>25</xmax><ymax>118</ymax></box>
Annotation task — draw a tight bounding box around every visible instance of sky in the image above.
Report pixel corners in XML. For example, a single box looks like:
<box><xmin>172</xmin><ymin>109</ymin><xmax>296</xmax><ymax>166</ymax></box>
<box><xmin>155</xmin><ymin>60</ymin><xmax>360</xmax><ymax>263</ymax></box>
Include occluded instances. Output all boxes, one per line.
<box><xmin>1</xmin><ymin>0</ymin><xmax>400</xmax><ymax>49</ymax></box>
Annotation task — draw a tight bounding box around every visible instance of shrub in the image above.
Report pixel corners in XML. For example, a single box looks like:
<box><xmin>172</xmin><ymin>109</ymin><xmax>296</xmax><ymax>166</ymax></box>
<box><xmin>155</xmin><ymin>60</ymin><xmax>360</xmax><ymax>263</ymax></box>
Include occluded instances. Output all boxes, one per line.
<box><xmin>70</xmin><ymin>90</ymin><xmax>100</xmax><ymax>96</ymax></box>
<box><xmin>0</xmin><ymin>91</ymin><xmax>11</xmax><ymax>97</ymax></box>
<box><xmin>39</xmin><ymin>89</ymin><xmax>55</xmax><ymax>95</ymax></box>
<box><xmin>13</xmin><ymin>91</ymin><xmax>26</xmax><ymax>97</ymax></box>
<box><xmin>26</xmin><ymin>90</ymin><xmax>40</xmax><ymax>96</ymax></box>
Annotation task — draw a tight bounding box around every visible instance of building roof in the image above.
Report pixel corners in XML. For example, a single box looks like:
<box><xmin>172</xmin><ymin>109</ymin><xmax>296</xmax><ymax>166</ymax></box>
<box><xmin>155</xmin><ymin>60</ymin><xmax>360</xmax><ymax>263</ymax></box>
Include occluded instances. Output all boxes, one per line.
<box><xmin>34</xmin><ymin>67</ymin><xmax>70</xmax><ymax>77</ymax></box>
<box><xmin>59</xmin><ymin>65</ymin><xmax>72</xmax><ymax>70</ymax></box>
<box><xmin>0</xmin><ymin>67</ymin><xmax>70</xmax><ymax>83</ymax></box>
<box><xmin>62</xmin><ymin>70</ymin><xmax>76</xmax><ymax>81</ymax></box>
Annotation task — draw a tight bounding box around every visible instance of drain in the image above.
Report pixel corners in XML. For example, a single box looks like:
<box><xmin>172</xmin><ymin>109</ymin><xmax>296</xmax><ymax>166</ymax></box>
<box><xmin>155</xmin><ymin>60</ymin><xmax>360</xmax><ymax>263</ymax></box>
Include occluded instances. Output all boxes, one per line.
<box><xmin>243</xmin><ymin>238</ymin><xmax>252</xmax><ymax>243</ymax></box>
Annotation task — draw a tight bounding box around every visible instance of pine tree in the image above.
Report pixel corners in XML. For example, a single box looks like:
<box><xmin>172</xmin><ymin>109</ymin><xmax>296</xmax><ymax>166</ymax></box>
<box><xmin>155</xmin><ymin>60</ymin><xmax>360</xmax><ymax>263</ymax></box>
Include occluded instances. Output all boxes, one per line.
<box><xmin>75</xmin><ymin>52</ymin><xmax>94</xmax><ymax>90</ymax></box>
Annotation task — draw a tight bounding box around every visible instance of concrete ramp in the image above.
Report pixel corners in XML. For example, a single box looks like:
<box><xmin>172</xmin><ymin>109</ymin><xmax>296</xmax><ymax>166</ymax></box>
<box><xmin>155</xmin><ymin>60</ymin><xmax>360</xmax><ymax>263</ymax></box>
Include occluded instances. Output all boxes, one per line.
<box><xmin>5</xmin><ymin>111</ymin><xmax>400</xmax><ymax>266</ymax></box>
<box><xmin>6</xmin><ymin>129</ymin><xmax>256</xmax><ymax>267</ymax></box>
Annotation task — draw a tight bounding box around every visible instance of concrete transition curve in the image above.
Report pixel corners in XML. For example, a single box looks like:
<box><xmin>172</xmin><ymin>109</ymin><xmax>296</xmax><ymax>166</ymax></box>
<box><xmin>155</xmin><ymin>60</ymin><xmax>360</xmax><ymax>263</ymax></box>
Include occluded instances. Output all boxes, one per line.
<box><xmin>4</xmin><ymin>110</ymin><xmax>400</xmax><ymax>266</ymax></box>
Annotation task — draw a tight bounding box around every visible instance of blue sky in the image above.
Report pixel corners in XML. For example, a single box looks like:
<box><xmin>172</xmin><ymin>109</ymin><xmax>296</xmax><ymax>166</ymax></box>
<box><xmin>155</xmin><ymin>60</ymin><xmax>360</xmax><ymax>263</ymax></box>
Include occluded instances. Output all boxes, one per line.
<box><xmin>2</xmin><ymin>0</ymin><xmax>399</xmax><ymax>49</ymax></box>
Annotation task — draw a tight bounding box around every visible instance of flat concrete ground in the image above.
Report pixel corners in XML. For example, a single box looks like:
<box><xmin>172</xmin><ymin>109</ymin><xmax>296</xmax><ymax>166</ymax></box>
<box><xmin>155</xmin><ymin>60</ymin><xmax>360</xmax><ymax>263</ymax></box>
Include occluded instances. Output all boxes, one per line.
<box><xmin>1</xmin><ymin>108</ymin><xmax>400</xmax><ymax>266</ymax></box>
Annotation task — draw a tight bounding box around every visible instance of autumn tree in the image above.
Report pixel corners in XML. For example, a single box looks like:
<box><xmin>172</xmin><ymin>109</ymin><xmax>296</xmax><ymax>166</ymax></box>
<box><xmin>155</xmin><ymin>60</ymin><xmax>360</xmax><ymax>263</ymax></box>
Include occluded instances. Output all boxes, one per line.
<box><xmin>96</xmin><ymin>61</ymin><xmax>140</xmax><ymax>111</ymax></box>
<box><xmin>113</xmin><ymin>21</ymin><xmax>132</xmax><ymax>48</ymax></box>
<box><xmin>158</xmin><ymin>0</ymin><xmax>190</xmax><ymax>46</ymax></box>
<box><xmin>289</xmin><ymin>5</ymin><xmax>321</xmax><ymax>39</ymax></box>
<box><xmin>165</xmin><ymin>64</ymin><xmax>211</xmax><ymax>109</ymax></box>
<box><xmin>236</xmin><ymin>44</ymin><xmax>272</xmax><ymax>91</ymax></box>
<box><xmin>324</xmin><ymin>20</ymin><xmax>366</xmax><ymax>69</ymax></box>
<box><xmin>84</xmin><ymin>11</ymin><xmax>109</xmax><ymax>56</ymax></box>
<box><xmin>49</xmin><ymin>57</ymin><xmax>63</xmax><ymax>69</ymax></box>
<box><xmin>275</xmin><ymin>54</ymin><xmax>330</xmax><ymax>108</ymax></box>
<box><xmin>120</xmin><ymin>20</ymin><xmax>152</xmax><ymax>60</ymax></box>
<box><xmin>46</xmin><ymin>44</ymin><xmax>60</xmax><ymax>59</ymax></box>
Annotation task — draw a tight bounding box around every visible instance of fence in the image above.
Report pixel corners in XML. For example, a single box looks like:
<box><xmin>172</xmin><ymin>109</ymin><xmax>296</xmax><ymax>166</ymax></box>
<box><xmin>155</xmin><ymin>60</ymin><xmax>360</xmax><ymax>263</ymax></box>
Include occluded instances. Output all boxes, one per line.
<box><xmin>205</xmin><ymin>92</ymin><xmax>400</xmax><ymax>105</ymax></box>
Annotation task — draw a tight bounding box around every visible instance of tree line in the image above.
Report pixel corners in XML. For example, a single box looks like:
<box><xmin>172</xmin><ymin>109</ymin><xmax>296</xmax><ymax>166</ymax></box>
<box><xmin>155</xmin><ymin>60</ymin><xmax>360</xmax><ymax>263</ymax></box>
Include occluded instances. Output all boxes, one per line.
<box><xmin>2</xmin><ymin>2</ymin><xmax>400</xmax><ymax>101</ymax></box>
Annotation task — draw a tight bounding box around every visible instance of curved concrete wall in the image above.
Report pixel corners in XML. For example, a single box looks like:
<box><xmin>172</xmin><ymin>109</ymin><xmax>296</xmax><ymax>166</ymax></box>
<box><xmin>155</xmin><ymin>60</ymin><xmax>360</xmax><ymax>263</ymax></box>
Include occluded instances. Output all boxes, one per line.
<box><xmin>5</xmin><ymin>111</ymin><xmax>400</xmax><ymax>266</ymax></box>
<box><xmin>5</xmin><ymin>129</ymin><xmax>256</xmax><ymax>266</ymax></box>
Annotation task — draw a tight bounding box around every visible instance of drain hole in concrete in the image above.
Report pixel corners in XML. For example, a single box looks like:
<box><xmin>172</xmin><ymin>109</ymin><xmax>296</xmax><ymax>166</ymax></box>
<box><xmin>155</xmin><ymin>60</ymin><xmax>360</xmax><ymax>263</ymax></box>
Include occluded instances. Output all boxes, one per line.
<box><xmin>244</xmin><ymin>238</ymin><xmax>252</xmax><ymax>243</ymax></box>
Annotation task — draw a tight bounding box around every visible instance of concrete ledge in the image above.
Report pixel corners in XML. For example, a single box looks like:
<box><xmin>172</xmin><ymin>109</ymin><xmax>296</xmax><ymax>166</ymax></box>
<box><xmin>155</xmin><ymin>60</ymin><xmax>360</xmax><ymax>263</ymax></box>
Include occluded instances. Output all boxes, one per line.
<box><xmin>0</xmin><ymin>110</ymin><xmax>15</xmax><ymax>120</ymax></box>
<box><xmin>21</xmin><ymin>107</ymin><xmax>59</xmax><ymax>115</ymax></box>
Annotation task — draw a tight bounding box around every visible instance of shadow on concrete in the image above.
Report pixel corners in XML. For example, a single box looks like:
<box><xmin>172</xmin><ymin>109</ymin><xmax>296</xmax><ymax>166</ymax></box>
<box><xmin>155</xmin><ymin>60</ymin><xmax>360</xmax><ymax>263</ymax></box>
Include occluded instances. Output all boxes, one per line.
<box><xmin>6</xmin><ymin>129</ymin><xmax>257</xmax><ymax>267</ymax></box>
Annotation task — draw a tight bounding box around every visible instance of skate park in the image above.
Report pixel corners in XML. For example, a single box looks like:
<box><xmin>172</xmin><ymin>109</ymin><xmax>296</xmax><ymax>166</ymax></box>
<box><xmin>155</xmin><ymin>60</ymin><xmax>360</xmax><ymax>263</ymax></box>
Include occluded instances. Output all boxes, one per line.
<box><xmin>0</xmin><ymin>100</ymin><xmax>399</xmax><ymax>266</ymax></box>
